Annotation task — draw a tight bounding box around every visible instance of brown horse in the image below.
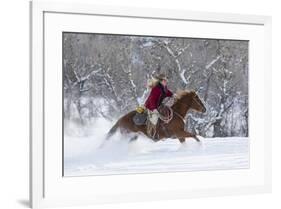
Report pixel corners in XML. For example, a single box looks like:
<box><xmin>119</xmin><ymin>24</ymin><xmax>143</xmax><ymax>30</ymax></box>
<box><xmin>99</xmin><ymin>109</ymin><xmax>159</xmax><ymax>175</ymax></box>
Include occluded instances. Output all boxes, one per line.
<box><xmin>106</xmin><ymin>90</ymin><xmax>206</xmax><ymax>144</ymax></box>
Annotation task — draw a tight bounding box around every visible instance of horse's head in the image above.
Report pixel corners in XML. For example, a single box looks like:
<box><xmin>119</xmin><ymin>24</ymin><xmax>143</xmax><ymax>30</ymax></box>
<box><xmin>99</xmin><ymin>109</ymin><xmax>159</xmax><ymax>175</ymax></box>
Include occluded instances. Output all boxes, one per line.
<box><xmin>190</xmin><ymin>91</ymin><xmax>206</xmax><ymax>113</ymax></box>
<box><xmin>175</xmin><ymin>90</ymin><xmax>206</xmax><ymax>113</ymax></box>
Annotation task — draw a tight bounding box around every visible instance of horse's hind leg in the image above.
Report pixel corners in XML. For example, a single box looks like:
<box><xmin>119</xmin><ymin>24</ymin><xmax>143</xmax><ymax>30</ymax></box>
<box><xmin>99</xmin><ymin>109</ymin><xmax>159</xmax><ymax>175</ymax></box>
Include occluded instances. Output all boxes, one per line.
<box><xmin>129</xmin><ymin>135</ymin><xmax>138</xmax><ymax>143</ymax></box>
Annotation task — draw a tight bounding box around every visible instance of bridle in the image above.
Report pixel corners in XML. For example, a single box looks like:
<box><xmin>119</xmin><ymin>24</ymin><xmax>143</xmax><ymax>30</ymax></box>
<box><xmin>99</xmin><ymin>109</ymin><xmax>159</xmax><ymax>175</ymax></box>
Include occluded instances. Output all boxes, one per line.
<box><xmin>192</xmin><ymin>96</ymin><xmax>205</xmax><ymax>112</ymax></box>
<box><xmin>172</xmin><ymin>95</ymin><xmax>205</xmax><ymax>124</ymax></box>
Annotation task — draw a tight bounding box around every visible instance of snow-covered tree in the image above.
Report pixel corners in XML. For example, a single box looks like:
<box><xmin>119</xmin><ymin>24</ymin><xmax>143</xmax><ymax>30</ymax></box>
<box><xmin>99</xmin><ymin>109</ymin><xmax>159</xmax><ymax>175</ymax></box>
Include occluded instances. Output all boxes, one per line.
<box><xmin>63</xmin><ymin>33</ymin><xmax>248</xmax><ymax>137</ymax></box>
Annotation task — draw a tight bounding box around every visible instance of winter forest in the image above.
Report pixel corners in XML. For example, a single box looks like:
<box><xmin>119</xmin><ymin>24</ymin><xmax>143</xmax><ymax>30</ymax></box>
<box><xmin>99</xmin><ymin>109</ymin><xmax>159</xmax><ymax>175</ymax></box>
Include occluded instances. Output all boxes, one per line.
<box><xmin>63</xmin><ymin>32</ymin><xmax>248</xmax><ymax>138</ymax></box>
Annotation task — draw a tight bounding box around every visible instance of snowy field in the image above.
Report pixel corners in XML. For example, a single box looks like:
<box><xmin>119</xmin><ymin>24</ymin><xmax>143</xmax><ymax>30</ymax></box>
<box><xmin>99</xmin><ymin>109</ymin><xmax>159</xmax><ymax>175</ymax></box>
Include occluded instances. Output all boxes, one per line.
<box><xmin>64</xmin><ymin>118</ymin><xmax>249</xmax><ymax>176</ymax></box>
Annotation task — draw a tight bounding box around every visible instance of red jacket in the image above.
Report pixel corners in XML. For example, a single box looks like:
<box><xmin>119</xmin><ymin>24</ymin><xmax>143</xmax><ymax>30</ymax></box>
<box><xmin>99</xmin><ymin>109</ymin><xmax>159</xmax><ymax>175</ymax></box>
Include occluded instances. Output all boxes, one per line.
<box><xmin>145</xmin><ymin>83</ymin><xmax>173</xmax><ymax>111</ymax></box>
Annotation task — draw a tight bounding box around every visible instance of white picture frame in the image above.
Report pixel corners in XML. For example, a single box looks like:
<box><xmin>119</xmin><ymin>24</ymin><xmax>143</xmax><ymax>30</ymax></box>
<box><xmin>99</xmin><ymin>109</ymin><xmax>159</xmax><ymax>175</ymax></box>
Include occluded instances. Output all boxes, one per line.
<box><xmin>30</xmin><ymin>1</ymin><xmax>272</xmax><ymax>208</ymax></box>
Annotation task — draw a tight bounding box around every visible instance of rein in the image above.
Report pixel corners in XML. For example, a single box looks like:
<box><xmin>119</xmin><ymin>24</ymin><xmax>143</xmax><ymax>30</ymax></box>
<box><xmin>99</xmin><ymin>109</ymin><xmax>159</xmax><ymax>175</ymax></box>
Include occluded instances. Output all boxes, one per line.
<box><xmin>158</xmin><ymin>96</ymin><xmax>203</xmax><ymax>125</ymax></box>
<box><xmin>162</xmin><ymin>97</ymin><xmax>195</xmax><ymax>125</ymax></box>
<box><xmin>158</xmin><ymin>106</ymin><xmax>173</xmax><ymax>123</ymax></box>
<box><xmin>173</xmin><ymin>110</ymin><xmax>186</xmax><ymax>124</ymax></box>
<box><xmin>158</xmin><ymin>99</ymin><xmax>187</xmax><ymax>124</ymax></box>
<box><xmin>158</xmin><ymin>105</ymin><xmax>186</xmax><ymax>125</ymax></box>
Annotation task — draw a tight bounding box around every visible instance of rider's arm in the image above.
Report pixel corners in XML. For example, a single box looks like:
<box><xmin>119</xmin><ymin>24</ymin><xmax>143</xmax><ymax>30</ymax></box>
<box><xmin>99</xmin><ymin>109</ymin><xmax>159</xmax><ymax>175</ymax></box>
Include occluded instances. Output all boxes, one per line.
<box><xmin>166</xmin><ymin>88</ymin><xmax>173</xmax><ymax>97</ymax></box>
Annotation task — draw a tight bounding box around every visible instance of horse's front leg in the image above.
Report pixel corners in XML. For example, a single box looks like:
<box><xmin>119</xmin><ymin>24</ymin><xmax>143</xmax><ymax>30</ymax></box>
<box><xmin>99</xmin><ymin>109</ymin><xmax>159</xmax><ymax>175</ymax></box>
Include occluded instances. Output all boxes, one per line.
<box><xmin>178</xmin><ymin>137</ymin><xmax>186</xmax><ymax>143</ymax></box>
<box><xmin>176</xmin><ymin>130</ymin><xmax>200</xmax><ymax>143</ymax></box>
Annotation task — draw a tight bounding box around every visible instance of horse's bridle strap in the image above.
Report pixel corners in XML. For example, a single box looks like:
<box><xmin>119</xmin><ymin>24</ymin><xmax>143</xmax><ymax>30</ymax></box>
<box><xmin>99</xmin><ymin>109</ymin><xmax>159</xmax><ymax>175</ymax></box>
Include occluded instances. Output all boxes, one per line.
<box><xmin>173</xmin><ymin>111</ymin><xmax>186</xmax><ymax>124</ymax></box>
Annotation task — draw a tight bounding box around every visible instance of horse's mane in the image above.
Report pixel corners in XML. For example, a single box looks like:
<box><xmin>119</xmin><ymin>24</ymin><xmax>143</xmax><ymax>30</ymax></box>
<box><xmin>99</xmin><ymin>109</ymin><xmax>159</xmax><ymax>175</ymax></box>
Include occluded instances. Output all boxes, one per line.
<box><xmin>175</xmin><ymin>89</ymin><xmax>194</xmax><ymax>100</ymax></box>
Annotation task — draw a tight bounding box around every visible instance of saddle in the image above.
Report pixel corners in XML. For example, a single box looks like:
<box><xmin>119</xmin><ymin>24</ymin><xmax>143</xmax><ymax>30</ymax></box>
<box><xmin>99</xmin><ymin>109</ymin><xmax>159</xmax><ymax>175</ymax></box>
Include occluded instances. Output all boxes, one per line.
<box><xmin>132</xmin><ymin>105</ymin><xmax>172</xmax><ymax>126</ymax></box>
<box><xmin>132</xmin><ymin>111</ymin><xmax>147</xmax><ymax>125</ymax></box>
<box><xmin>146</xmin><ymin>105</ymin><xmax>173</xmax><ymax>139</ymax></box>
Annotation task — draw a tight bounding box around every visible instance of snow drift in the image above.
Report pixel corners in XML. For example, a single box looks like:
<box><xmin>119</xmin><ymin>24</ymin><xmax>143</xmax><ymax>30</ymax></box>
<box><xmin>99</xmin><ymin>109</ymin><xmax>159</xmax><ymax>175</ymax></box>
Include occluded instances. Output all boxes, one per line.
<box><xmin>64</xmin><ymin>118</ymin><xmax>249</xmax><ymax>176</ymax></box>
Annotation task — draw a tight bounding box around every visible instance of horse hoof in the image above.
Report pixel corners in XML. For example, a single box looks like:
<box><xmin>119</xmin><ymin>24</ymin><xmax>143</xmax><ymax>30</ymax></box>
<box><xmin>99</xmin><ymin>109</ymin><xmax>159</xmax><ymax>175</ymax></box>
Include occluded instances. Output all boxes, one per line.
<box><xmin>98</xmin><ymin>141</ymin><xmax>107</xmax><ymax>149</ymax></box>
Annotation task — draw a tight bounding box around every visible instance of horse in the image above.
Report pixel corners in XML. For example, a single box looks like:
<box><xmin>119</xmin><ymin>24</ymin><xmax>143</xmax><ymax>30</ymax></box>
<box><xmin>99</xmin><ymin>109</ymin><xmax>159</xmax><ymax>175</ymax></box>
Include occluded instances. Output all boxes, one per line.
<box><xmin>105</xmin><ymin>90</ymin><xmax>206</xmax><ymax>144</ymax></box>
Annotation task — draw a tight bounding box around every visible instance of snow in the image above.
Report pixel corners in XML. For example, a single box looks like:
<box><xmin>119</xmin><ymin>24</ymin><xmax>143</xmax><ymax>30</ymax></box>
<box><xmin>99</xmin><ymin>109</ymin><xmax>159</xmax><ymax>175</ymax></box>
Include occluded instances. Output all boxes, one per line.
<box><xmin>180</xmin><ymin>69</ymin><xmax>188</xmax><ymax>84</ymax></box>
<box><xmin>142</xmin><ymin>41</ymin><xmax>153</xmax><ymax>47</ymax></box>
<box><xmin>64</xmin><ymin>118</ymin><xmax>249</xmax><ymax>176</ymax></box>
<box><xmin>205</xmin><ymin>56</ymin><xmax>221</xmax><ymax>69</ymax></box>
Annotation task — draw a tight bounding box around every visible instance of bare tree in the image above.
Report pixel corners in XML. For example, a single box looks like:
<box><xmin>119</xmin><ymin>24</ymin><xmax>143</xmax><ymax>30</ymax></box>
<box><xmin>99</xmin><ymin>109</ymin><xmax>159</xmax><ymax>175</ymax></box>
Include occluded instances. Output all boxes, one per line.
<box><xmin>63</xmin><ymin>33</ymin><xmax>248</xmax><ymax>137</ymax></box>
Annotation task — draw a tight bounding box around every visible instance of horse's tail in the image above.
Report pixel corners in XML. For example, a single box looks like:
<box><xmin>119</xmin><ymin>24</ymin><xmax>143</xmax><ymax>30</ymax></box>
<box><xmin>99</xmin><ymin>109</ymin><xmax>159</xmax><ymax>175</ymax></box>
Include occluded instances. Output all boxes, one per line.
<box><xmin>106</xmin><ymin>121</ymin><xmax>119</xmax><ymax>140</ymax></box>
<box><xmin>98</xmin><ymin>121</ymin><xmax>119</xmax><ymax>149</ymax></box>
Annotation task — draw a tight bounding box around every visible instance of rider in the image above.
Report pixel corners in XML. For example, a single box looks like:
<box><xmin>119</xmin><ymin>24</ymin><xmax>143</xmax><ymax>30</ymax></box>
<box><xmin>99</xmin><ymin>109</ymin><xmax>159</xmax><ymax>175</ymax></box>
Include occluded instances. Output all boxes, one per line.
<box><xmin>144</xmin><ymin>74</ymin><xmax>173</xmax><ymax>133</ymax></box>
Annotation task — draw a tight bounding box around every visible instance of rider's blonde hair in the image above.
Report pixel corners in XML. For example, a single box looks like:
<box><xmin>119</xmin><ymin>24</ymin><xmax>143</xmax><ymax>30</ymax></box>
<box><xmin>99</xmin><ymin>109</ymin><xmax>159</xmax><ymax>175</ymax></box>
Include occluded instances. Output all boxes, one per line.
<box><xmin>147</xmin><ymin>77</ymin><xmax>160</xmax><ymax>88</ymax></box>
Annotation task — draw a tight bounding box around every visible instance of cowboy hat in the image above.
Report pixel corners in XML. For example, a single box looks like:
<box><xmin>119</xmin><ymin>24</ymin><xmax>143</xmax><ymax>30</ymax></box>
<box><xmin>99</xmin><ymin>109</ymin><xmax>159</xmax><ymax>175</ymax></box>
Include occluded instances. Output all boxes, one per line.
<box><xmin>155</xmin><ymin>73</ymin><xmax>168</xmax><ymax>81</ymax></box>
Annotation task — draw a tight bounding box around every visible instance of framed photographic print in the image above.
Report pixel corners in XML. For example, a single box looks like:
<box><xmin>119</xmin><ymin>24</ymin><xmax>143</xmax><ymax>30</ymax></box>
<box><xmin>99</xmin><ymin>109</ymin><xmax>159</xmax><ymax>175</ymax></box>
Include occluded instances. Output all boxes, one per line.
<box><xmin>30</xmin><ymin>1</ymin><xmax>272</xmax><ymax>208</ymax></box>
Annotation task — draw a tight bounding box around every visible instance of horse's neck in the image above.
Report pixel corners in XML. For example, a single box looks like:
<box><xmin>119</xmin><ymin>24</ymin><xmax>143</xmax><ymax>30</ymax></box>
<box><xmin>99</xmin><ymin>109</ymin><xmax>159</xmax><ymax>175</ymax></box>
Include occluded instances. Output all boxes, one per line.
<box><xmin>172</xmin><ymin>98</ymin><xmax>191</xmax><ymax>117</ymax></box>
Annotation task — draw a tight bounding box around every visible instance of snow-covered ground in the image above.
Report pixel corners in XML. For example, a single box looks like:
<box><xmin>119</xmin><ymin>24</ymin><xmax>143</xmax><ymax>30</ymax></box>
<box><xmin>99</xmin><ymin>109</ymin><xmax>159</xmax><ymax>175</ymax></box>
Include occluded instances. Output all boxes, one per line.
<box><xmin>64</xmin><ymin>118</ymin><xmax>249</xmax><ymax>176</ymax></box>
